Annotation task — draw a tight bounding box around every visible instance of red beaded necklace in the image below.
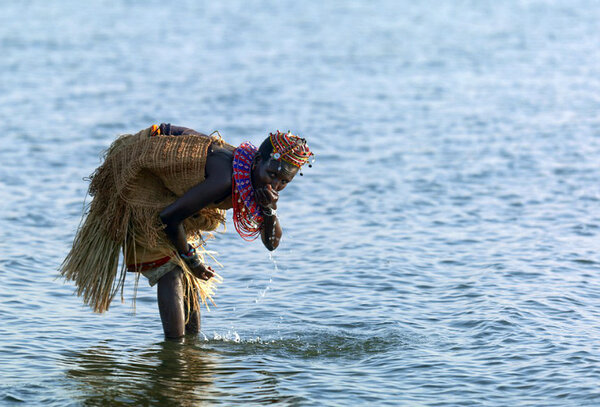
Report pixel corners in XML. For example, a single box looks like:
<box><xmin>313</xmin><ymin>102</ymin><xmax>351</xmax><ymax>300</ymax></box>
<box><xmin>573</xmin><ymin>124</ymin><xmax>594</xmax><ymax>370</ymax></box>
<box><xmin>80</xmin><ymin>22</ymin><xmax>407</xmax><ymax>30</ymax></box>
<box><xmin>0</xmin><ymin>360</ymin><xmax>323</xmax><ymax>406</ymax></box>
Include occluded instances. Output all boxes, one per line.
<box><xmin>232</xmin><ymin>142</ymin><xmax>264</xmax><ymax>240</ymax></box>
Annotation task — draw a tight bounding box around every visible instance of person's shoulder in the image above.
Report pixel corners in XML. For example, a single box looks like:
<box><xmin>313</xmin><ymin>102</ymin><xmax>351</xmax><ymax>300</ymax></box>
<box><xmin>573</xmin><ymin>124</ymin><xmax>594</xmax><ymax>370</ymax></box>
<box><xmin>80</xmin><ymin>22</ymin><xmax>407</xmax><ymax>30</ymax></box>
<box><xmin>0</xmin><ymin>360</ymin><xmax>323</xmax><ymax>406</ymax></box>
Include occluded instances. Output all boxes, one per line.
<box><xmin>208</xmin><ymin>142</ymin><xmax>234</xmax><ymax>159</ymax></box>
<box><xmin>205</xmin><ymin>145</ymin><xmax>233</xmax><ymax>180</ymax></box>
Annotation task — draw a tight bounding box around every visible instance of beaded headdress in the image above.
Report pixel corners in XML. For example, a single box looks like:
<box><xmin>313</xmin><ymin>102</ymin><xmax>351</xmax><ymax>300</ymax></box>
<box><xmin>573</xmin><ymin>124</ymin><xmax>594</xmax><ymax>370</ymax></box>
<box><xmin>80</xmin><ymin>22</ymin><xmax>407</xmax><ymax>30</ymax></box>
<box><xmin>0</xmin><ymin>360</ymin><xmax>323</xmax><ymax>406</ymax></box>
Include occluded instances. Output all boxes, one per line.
<box><xmin>269</xmin><ymin>131</ymin><xmax>314</xmax><ymax>169</ymax></box>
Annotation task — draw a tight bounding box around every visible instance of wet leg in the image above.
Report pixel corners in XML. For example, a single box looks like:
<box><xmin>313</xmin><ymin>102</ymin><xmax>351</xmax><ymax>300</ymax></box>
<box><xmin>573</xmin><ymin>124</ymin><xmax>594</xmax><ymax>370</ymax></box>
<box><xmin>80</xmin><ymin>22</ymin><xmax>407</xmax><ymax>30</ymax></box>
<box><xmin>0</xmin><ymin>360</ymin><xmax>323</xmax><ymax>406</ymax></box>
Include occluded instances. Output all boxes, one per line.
<box><xmin>185</xmin><ymin>304</ymin><xmax>201</xmax><ymax>335</ymax></box>
<box><xmin>157</xmin><ymin>267</ymin><xmax>185</xmax><ymax>339</ymax></box>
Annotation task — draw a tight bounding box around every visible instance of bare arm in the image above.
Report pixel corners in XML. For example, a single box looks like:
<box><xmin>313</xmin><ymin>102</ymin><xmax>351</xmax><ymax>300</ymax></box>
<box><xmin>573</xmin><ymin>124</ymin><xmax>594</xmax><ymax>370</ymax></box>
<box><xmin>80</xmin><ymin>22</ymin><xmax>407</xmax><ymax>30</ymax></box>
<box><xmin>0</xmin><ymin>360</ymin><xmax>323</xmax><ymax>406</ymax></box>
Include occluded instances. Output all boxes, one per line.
<box><xmin>159</xmin><ymin>151</ymin><xmax>231</xmax><ymax>277</ymax></box>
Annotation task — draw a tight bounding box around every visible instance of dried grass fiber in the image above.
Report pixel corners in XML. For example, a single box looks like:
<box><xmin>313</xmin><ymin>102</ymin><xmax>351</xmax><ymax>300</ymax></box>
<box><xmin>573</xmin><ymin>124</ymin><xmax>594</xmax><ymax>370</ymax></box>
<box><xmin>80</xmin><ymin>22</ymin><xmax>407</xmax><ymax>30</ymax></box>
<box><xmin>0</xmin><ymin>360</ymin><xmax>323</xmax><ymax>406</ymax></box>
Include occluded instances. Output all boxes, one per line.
<box><xmin>60</xmin><ymin>126</ymin><xmax>226</xmax><ymax>313</ymax></box>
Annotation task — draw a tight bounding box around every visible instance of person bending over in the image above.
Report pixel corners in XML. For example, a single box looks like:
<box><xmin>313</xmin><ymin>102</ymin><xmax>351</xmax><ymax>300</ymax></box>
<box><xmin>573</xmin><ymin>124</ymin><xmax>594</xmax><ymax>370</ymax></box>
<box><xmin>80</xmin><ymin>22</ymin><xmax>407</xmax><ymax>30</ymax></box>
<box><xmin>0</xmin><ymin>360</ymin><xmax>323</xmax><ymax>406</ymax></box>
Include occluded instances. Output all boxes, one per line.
<box><xmin>60</xmin><ymin>124</ymin><xmax>313</xmax><ymax>338</ymax></box>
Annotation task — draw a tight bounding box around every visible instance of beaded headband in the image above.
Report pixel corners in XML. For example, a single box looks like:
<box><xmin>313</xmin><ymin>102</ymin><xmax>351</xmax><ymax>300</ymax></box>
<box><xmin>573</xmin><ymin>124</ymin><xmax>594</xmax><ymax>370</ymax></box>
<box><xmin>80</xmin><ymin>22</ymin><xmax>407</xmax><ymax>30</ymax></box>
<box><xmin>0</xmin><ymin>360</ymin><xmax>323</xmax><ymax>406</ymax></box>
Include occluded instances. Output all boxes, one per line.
<box><xmin>269</xmin><ymin>130</ymin><xmax>314</xmax><ymax>169</ymax></box>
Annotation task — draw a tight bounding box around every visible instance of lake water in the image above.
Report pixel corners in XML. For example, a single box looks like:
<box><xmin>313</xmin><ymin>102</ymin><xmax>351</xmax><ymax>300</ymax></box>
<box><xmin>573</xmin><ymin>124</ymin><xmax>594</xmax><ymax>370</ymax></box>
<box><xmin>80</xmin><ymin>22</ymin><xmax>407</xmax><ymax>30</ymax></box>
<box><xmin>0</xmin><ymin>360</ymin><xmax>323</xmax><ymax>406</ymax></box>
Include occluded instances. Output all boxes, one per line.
<box><xmin>1</xmin><ymin>0</ymin><xmax>600</xmax><ymax>405</ymax></box>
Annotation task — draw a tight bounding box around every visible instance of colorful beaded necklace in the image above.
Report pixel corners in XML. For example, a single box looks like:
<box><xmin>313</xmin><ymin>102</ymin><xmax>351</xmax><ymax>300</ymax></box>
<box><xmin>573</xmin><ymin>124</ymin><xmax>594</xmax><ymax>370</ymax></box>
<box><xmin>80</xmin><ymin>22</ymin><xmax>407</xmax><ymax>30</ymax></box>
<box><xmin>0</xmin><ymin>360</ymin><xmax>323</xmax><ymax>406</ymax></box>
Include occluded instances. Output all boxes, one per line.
<box><xmin>232</xmin><ymin>142</ymin><xmax>264</xmax><ymax>240</ymax></box>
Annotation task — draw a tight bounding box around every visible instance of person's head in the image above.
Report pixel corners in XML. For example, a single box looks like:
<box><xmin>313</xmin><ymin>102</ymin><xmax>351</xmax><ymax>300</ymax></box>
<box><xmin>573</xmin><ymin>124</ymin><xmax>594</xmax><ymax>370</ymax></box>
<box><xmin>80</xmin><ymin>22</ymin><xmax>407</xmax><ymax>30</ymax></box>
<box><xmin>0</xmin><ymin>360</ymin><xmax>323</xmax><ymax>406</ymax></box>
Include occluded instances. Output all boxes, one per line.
<box><xmin>253</xmin><ymin>131</ymin><xmax>313</xmax><ymax>192</ymax></box>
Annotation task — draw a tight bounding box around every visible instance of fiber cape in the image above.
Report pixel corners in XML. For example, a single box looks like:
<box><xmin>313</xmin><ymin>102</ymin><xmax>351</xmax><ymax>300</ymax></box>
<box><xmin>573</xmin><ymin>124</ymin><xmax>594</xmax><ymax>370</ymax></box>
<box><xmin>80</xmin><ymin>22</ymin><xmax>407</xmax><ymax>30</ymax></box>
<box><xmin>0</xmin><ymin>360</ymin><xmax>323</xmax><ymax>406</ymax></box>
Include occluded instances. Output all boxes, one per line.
<box><xmin>60</xmin><ymin>126</ymin><xmax>228</xmax><ymax>313</ymax></box>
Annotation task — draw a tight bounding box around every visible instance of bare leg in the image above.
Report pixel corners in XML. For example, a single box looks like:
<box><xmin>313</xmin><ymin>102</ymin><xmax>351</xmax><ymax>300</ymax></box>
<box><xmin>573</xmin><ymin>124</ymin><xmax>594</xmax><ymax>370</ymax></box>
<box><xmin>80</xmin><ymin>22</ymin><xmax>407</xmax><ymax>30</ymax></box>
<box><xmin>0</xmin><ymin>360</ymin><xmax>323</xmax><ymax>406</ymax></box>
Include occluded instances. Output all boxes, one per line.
<box><xmin>185</xmin><ymin>303</ymin><xmax>201</xmax><ymax>335</ymax></box>
<box><xmin>157</xmin><ymin>267</ymin><xmax>185</xmax><ymax>339</ymax></box>
<box><xmin>157</xmin><ymin>266</ymin><xmax>201</xmax><ymax>338</ymax></box>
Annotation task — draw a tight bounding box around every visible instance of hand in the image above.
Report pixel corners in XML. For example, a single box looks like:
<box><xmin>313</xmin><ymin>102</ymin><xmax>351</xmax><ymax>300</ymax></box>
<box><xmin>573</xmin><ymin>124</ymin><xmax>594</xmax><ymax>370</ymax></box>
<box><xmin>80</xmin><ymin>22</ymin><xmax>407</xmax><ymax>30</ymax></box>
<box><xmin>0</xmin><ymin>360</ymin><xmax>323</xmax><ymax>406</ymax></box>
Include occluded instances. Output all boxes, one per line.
<box><xmin>190</xmin><ymin>262</ymin><xmax>215</xmax><ymax>281</ymax></box>
<box><xmin>255</xmin><ymin>184</ymin><xmax>279</xmax><ymax>210</ymax></box>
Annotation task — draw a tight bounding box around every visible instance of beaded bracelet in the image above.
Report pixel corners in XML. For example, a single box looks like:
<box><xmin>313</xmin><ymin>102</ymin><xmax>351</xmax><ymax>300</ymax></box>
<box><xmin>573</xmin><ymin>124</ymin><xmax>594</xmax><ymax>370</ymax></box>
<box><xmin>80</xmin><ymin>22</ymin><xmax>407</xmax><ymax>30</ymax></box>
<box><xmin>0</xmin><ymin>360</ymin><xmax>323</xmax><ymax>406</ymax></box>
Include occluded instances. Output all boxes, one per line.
<box><xmin>179</xmin><ymin>246</ymin><xmax>203</xmax><ymax>269</ymax></box>
<box><xmin>179</xmin><ymin>246</ymin><xmax>196</xmax><ymax>259</ymax></box>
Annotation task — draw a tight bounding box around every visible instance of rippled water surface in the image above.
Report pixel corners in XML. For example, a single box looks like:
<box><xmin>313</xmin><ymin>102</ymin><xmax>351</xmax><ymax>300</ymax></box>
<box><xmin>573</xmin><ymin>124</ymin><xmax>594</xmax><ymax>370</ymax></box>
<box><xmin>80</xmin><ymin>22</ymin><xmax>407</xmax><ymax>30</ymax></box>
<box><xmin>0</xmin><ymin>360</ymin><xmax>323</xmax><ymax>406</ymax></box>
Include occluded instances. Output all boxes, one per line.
<box><xmin>1</xmin><ymin>1</ymin><xmax>600</xmax><ymax>405</ymax></box>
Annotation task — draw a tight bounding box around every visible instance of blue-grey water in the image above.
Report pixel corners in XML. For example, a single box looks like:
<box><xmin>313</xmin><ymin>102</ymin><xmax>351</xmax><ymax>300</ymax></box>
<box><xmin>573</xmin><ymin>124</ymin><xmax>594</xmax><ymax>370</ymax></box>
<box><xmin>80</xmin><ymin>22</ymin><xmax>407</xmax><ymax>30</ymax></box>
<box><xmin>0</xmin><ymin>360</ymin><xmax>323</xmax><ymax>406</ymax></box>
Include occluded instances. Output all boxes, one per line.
<box><xmin>1</xmin><ymin>1</ymin><xmax>600</xmax><ymax>405</ymax></box>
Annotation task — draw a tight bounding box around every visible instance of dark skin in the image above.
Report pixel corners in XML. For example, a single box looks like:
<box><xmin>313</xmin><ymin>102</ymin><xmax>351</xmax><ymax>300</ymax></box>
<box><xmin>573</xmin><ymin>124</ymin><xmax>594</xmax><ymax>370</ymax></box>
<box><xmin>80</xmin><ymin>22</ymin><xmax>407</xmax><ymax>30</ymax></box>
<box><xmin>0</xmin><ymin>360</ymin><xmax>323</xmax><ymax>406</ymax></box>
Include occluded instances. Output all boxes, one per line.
<box><xmin>157</xmin><ymin>141</ymin><xmax>299</xmax><ymax>338</ymax></box>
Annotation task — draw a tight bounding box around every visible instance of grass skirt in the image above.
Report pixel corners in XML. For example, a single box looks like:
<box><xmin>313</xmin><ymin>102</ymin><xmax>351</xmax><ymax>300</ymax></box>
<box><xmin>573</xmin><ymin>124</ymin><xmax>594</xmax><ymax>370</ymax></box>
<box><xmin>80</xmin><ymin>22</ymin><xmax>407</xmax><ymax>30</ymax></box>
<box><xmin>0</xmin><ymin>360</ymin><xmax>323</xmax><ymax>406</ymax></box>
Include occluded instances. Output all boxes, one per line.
<box><xmin>60</xmin><ymin>127</ymin><xmax>225</xmax><ymax>313</ymax></box>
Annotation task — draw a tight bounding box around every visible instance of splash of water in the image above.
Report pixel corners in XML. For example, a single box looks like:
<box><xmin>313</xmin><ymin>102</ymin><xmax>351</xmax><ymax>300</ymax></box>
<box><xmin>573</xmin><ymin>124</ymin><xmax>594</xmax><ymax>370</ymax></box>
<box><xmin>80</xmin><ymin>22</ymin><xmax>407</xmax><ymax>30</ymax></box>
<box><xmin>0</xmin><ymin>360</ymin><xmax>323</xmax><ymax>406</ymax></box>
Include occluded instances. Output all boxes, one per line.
<box><xmin>253</xmin><ymin>252</ymin><xmax>279</xmax><ymax>303</ymax></box>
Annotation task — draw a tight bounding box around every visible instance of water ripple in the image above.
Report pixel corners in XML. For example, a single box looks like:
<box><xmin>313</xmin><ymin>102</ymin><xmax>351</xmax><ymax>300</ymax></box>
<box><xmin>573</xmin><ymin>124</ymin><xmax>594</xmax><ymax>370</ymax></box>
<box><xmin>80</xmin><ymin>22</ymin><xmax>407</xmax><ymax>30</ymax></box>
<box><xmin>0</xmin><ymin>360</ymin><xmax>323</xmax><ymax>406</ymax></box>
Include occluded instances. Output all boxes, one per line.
<box><xmin>2</xmin><ymin>0</ymin><xmax>600</xmax><ymax>405</ymax></box>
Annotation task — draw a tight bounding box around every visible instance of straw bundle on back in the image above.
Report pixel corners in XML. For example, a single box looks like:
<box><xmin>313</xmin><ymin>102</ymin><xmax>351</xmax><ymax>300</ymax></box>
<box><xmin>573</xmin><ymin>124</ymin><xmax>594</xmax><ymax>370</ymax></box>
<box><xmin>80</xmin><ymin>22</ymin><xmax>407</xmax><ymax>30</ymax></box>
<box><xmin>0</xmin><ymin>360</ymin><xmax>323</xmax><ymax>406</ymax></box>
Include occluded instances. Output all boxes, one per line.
<box><xmin>60</xmin><ymin>126</ymin><xmax>226</xmax><ymax>313</ymax></box>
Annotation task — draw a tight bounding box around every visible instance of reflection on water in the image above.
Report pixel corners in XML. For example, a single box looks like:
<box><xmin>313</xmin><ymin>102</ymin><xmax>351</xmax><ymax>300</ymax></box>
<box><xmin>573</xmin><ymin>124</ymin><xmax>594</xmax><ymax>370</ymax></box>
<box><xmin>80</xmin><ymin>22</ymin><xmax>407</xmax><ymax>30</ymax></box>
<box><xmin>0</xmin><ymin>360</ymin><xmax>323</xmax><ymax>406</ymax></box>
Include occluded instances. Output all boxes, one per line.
<box><xmin>63</xmin><ymin>338</ymin><xmax>221</xmax><ymax>405</ymax></box>
<box><xmin>61</xmin><ymin>336</ymin><xmax>312</xmax><ymax>405</ymax></box>
<box><xmin>60</xmin><ymin>327</ymin><xmax>409</xmax><ymax>405</ymax></box>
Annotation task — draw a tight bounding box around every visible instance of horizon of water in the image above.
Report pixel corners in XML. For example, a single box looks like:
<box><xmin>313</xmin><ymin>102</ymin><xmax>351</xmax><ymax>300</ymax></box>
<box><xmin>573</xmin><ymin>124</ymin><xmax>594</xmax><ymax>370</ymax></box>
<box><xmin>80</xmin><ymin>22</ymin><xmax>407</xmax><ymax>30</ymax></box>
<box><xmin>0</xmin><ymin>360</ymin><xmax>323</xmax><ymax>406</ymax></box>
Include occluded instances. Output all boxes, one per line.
<box><xmin>1</xmin><ymin>1</ymin><xmax>600</xmax><ymax>405</ymax></box>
